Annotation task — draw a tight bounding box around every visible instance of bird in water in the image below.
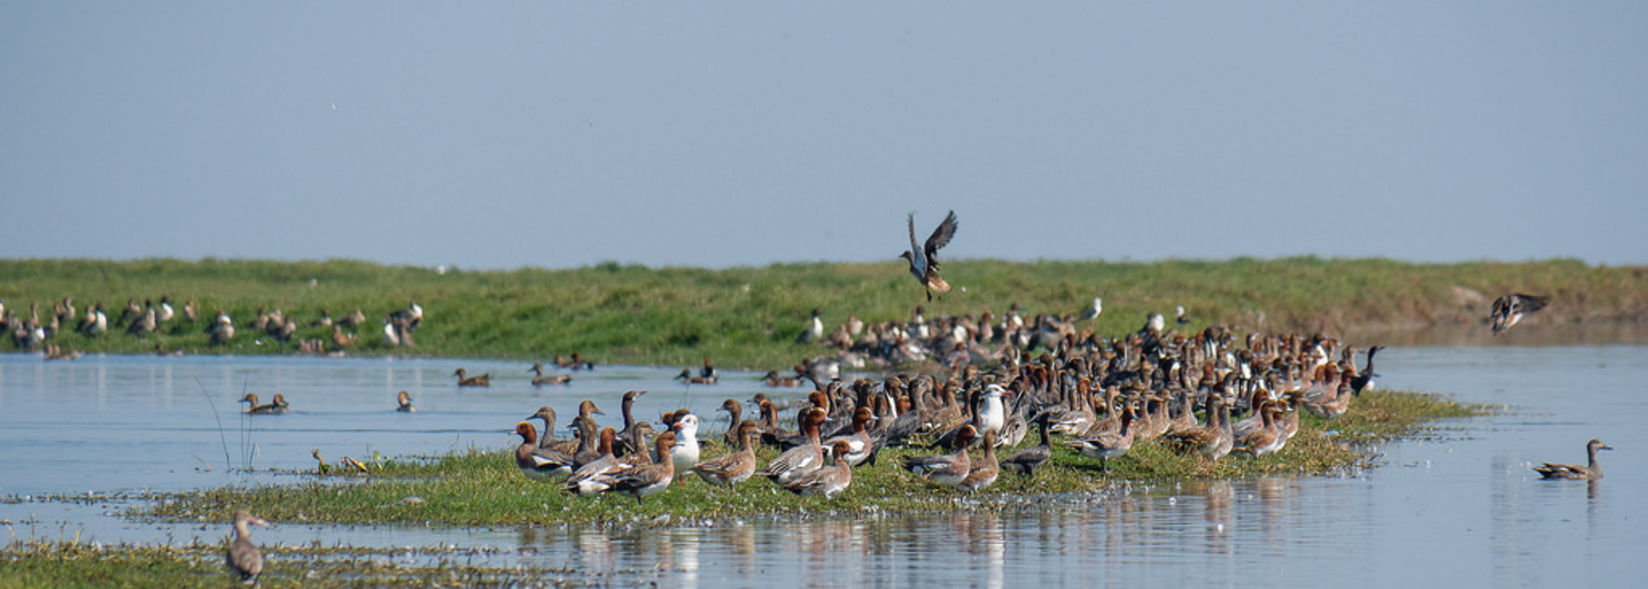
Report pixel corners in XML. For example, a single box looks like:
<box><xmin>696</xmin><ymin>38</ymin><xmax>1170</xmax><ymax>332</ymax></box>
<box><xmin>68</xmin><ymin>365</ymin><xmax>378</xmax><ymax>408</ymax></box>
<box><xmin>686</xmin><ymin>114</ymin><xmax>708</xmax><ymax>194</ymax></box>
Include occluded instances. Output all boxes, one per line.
<box><xmin>1490</xmin><ymin>293</ymin><xmax>1549</xmax><ymax>336</ymax></box>
<box><xmin>899</xmin><ymin>210</ymin><xmax>959</xmax><ymax>302</ymax></box>
<box><xmin>1533</xmin><ymin>438</ymin><xmax>1612</xmax><ymax>480</ymax></box>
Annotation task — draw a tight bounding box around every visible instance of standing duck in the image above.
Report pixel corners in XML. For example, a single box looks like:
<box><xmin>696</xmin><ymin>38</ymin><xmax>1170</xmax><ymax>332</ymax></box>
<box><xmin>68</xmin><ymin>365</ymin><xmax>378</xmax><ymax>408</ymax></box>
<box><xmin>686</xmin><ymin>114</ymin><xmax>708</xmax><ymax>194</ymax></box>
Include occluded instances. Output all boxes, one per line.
<box><xmin>225</xmin><ymin>509</ymin><xmax>272</xmax><ymax>585</ymax></box>
<box><xmin>690</xmin><ymin>420</ymin><xmax>761</xmax><ymax>487</ymax></box>
<box><xmin>783</xmin><ymin>441</ymin><xmax>856</xmax><ymax>498</ymax></box>
<box><xmin>514</xmin><ymin>422</ymin><xmax>576</xmax><ymax>482</ymax></box>
<box><xmin>1003</xmin><ymin>413</ymin><xmax>1054</xmax><ymax>477</ymax></box>
<box><xmin>757</xmin><ymin>408</ymin><xmax>828</xmax><ymax>484</ymax></box>
<box><xmin>902</xmin><ymin>424</ymin><xmax>976</xmax><ymax>488</ymax></box>
<box><xmin>594</xmin><ymin>431</ymin><xmax>680</xmax><ymax>504</ymax></box>
<box><xmin>563</xmin><ymin>427</ymin><xmax>622</xmax><ymax>496</ymax></box>
<box><xmin>1533</xmin><ymin>439</ymin><xmax>1612</xmax><ymax>480</ymax></box>
<box><xmin>899</xmin><ymin>209</ymin><xmax>959</xmax><ymax>302</ymax></box>
<box><xmin>1066</xmin><ymin>401</ymin><xmax>1135</xmax><ymax>473</ymax></box>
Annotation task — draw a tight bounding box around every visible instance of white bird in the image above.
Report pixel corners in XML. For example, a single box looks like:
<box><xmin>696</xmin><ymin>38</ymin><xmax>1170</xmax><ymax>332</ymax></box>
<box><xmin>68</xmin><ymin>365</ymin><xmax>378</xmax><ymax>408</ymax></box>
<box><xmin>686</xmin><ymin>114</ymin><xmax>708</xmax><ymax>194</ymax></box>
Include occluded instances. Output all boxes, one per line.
<box><xmin>1078</xmin><ymin>297</ymin><xmax>1103</xmax><ymax>322</ymax></box>
<box><xmin>669</xmin><ymin>414</ymin><xmax>701</xmax><ymax>475</ymax></box>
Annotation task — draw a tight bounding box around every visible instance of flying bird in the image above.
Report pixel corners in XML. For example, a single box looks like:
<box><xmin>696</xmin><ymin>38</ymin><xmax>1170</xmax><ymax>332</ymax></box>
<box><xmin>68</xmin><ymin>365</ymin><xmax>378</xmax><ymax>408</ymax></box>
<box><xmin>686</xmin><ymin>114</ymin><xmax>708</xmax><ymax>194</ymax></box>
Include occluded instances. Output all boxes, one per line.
<box><xmin>1489</xmin><ymin>293</ymin><xmax>1549</xmax><ymax>336</ymax></box>
<box><xmin>899</xmin><ymin>210</ymin><xmax>959</xmax><ymax>302</ymax></box>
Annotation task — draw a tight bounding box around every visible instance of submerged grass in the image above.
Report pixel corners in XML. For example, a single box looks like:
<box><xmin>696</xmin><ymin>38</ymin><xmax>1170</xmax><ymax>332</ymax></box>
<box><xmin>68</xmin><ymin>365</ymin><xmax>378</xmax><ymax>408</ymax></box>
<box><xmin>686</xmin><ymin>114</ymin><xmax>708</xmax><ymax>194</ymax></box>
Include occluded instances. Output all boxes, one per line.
<box><xmin>3</xmin><ymin>257</ymin><xmax>1645</xmax><ymax>367</ymax></box>
<box><xmin>143</xmin><ymin>390</ymin><xmax>1484</xmax><ymax>528</ymax></box>
<box><xmin>0</xmin><ymin>539</ymin><xmax>603</xmax><ymax>588</ymax></box>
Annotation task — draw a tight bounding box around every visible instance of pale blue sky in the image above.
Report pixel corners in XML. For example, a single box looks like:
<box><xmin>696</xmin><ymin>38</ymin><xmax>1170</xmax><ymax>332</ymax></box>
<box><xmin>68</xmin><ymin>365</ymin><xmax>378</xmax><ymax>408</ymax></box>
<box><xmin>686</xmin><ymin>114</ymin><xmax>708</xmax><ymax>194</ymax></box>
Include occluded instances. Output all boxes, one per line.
<box><xmin>3</xmin><ymin>2</ymin><xmax>1644</xmax><ymax>269</ymax></box>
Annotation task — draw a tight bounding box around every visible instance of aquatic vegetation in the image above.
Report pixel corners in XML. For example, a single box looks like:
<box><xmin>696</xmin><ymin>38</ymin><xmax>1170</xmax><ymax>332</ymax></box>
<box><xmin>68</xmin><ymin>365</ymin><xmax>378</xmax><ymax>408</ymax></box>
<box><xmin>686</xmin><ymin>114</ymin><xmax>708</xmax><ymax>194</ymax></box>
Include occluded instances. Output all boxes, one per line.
<box><xmin>141</xmin><ymin>390</ymin><xmax>1484</xmax><ymax>528</ymax></box>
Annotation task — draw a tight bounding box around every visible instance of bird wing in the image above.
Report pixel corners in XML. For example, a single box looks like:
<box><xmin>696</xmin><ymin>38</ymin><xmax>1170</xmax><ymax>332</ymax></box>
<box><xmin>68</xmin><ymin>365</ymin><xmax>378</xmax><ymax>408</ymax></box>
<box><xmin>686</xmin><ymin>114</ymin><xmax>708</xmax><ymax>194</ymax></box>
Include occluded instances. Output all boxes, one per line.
<box><xmin>924</xmin><ymin>210</ymin><xmax>959</xmax><ymax>259</ymax></box>
<box><xmin>1517</xmin><ymin>294</ymin><xmax>1550</xmax><ymax>313</ymax></box>
<box><xmin>906</xmin><ymin>213</ymin><xmax>928</xmax><ymax>273</ymax></box>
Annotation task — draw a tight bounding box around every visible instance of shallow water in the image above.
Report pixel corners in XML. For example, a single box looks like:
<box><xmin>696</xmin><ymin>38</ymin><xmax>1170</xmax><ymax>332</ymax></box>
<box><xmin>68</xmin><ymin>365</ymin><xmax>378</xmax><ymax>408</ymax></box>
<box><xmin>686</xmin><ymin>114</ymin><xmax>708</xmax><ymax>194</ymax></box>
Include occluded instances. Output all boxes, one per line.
<box><xmin>2</xmin><ymin>346</ymin><xmax>1644</xmax><ymax>587</ymax></box>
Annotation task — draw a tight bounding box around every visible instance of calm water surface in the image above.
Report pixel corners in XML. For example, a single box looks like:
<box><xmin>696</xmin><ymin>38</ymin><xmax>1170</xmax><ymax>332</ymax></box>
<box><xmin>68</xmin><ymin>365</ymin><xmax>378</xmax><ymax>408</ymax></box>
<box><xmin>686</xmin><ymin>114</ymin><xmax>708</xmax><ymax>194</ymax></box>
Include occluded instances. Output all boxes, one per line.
<box><xmin>1</xmin><ymin>345</ymin><xmax>1643</xmax><ymax>588</ymax></box>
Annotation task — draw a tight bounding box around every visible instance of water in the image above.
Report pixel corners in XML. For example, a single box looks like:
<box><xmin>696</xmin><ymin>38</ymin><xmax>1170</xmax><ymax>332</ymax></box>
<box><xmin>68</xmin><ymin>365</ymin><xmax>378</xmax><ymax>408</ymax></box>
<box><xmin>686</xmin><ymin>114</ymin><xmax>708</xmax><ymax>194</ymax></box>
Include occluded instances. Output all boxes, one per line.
<box><xmin>2</xmin><ymin>346</ymin><xmax>1643</xmax><ymax>587</ymax></box>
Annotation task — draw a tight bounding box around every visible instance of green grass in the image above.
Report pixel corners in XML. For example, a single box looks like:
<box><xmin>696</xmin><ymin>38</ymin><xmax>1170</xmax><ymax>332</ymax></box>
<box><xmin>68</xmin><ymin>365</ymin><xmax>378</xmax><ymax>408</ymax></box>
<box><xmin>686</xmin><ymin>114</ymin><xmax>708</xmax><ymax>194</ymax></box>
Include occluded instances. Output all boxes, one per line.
<box><xmin>0</xmin><ymin>539</ymin><xmax>599</xmax><ymax>588</ymax></box>
<box><xmin>3</xmin><ymin>257</ymin><xmax>1644</xmax><ymax>367</ymax></box>
<box><xmin>141</xmin><ymin>390</ymin><xmax>1484</xmax><ymax>527</ymax></box>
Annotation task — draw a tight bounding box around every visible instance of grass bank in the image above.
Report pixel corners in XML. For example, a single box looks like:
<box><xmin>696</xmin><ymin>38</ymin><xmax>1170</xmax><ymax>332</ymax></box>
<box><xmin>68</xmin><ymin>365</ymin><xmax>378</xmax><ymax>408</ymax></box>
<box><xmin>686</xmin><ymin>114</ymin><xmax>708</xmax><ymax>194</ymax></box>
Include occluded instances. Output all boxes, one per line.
<box><xmin>142</xmin><ymin>390</ymin><xmax>1484</xmax><ymax>528</ymax></box>
<box><xmin>3</xmin><ymin>257</ymin><xmax>1644</xmax><ymax>367</ymax></box>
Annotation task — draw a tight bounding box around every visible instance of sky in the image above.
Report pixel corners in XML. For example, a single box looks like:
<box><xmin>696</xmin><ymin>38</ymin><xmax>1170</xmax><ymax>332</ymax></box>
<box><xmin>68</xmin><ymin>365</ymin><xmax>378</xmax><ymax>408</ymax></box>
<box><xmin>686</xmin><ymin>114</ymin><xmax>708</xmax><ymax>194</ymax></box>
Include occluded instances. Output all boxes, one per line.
<box><xmin>3</xmin><ymin>2</ymin><xmax>1645</xmax><ymax>270</ymax></box>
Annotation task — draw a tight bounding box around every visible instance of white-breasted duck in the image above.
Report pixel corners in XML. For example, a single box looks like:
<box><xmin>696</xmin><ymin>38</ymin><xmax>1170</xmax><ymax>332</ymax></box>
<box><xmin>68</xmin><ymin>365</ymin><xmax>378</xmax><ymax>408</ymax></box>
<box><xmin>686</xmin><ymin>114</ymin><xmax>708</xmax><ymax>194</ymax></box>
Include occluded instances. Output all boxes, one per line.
<box><xmin>395</xmin><ymin>390</ymin><xmax>415</xmax><ymax>412</ymax></box>
<box><xmin>514</xmin><ymin>422</ymin><xmax>576</xmax><ymax>482</ymax></box>
<box><xmin>898</xmin><ymin>210</ymin><xmax>959</xmax><ymax>302</ymax></box>
<box><xmin>783</xmin><ymin>441</ymin><xmax>855</xmax><ymax>498</ymax></box>
<box><xmin>1490</xmin><ymin>293</ymin><xmax>1550</xmax><ymax>336</ymax></box>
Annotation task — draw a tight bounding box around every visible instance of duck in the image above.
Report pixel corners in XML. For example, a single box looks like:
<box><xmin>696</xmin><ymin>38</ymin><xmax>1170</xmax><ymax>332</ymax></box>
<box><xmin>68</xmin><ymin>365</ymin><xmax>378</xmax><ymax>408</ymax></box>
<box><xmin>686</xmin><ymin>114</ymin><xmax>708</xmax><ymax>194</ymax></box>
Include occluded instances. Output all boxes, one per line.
<box><xmin>1533</xmin><ymin>438</ymin><xmax>1612</xmax><ymax>480</ymax></box>
<box><xmin>225</xmin><ymin>509</ymin><xmax>272</xmax><ymax>585</ymax></box>
<box><xmin>394</xmin><ymin>390</ymin><xmax>415</xmax><ymax>412</ymax></box>
<box><xmin>156</xmin><ymin>296</ymin><xmax>175</xmax><ymax>323</ymax></box>
<box><xmin>796</xmin><ymin>308</ymin><xmax>824</xmax><ymax>344</ymax></box>
<box><xmin>1078</xmin><ymin>297</ymin><xmax>1103</xmax><ymax>322</ymax></box>
<box><xmin>783</xmin><ymin>441</ymin><xmax>855</xmax><ymax>498</ymax></box>
<box><xmin>757</xmin><ymin>408</ymin><xmax>828</xmax><ymax>484</ymax></box>
<box><xmin>1348</xmin><ymin>345</ymin><xmax>1384</xmax><ymax>395</ymax></box>
<box><xmin>1167</xmin><ymin>394</ymin><xmax>1233</xmax><ymax>460</ymax></box>
<box><xmin>1234</xmin><ymin>401</ymin><xmax>1286</xmax><ymax>456</ymax></box>
<box><xmin>699</xmin><ymin>357</ymin><xmax>718</xmax><ymax>380</ymax></box>
<box><xmin>762</xmin><ymin>370</ymin><xmax>802</xmax><ymax>387</ymax></box>
<box><xmin>820</xmin><ymin>407</ymin><xmax>876</xmax><ymax>467</ymax></box>
<box><xmin>529</xmin><ymin>363</ymin><xmax>572</xmax><ymax>386</ymax></box>
<box><xmin>958</xmin><ymin>431</ymin><xmax>1000</xmax><ymax>492</ymax></box>
<box><xmin>513</xmin><ymin>422</ymin><xmax>576</xmax><ymax>482</ymax></box>
<box><xmin>718</xmin><ymin>399</ymin><xmax>746</xmax><ymax>447</ymax></box>
<box><xmin>207</xmin><ymin>310</ymin><xmax>235</xmax><ymax>345</ymax></box>
<box><xmin>1490</xmin><ymin>293</ymin><xmax>1550</xmax><ymax>336</ymax></box>
<box><xmin>675</xmin><ymin>367</ymin><xmax>717</xmax><ymax>385</ymax></box>
<box><xmin>669</xmin><ymin>414</ymin><xmax>701</xmax><ymax>475</ymax></box>
<box><xmin>902</xmin><ymin>425</ymin><xmax>976</xmax><ymax>488</ymax></box>
<box><xmin>239</xmin><ymin>393</ymin><xmax>289</xmax><ymax>415</ymax></box>
<box><xmin>1066</xmin><ymin>401</ymin><xmax>1135</xmax><ymax>473</ymax></box>
<box><xmin>1175</xmin><ymin>306</ymin><xmax>1191</xmax><ymax>325</ymax></box>
<box><xmin>562</xmin><ymin>427</ymin><xmax>622</xmax><ymax>496</ymax></box>
<box><xmin>330</xmin><ymin>325</ymin><xmax>356</xmax><ymax>349</ymax></box>
<box><xmin>558</xmin><ymin>352</ymin><xmax>595</xmax><ymax>371</ymax></box>
<box><xmin>77</xmin><ymin>303</ymin><xmax>108</xmax><ymax>337</ymax></box>
<box><xmin>337</xmin><ymin>308</ymin><xmax>367</xmax><ymax>328</ymax></box>
<box><xmin>898</xmin><ymin>209</ymin><xmax>959</xmax><ymax>302</ymax></box>
<box><xmin>452</xmin><ymin>368</ymin><xmax>491</xmax><ymax>387</ymax></box>
<box><xmin>592</xmin><ymin>431</ymin><xmax>680</xmax><ymax>504</ymax></box>
<box><xmin>1002</xmin><ymin>413</ymin><xmax>1054</xmax><ymax>477</ymax></box>
<box><xmin>689</xmin><ymin>420</ymin><xmax>761</xmax><ymax>487</ymax></box>
<box><xmin>613</xmin><ymin>391</ymin><xmax>647</xmax><ymax>456</ymax></box>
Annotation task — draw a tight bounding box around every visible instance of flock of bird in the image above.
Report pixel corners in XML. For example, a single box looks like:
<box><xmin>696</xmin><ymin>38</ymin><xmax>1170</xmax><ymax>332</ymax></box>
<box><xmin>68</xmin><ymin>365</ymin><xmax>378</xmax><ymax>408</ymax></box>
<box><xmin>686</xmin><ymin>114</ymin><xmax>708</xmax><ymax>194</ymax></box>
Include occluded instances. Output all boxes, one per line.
<box><xmin>0</xmin><ymin>296</ymin><xmax>426</xmax><ymax>360</ymax></box>
<box><xmin>11</xmin><ymin>210</ymin><xmax>1583</xmax><ymax>584</ymax></box>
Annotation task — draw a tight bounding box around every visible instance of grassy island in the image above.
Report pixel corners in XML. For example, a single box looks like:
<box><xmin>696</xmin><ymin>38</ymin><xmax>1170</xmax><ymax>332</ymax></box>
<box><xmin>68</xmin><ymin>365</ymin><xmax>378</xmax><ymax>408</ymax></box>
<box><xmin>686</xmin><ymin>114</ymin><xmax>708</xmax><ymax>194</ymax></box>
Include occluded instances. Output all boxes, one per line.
<box><xmin>142</xmin><ymin>390</ymin><xmax>1482</xmax><ymax>528</ymax></box>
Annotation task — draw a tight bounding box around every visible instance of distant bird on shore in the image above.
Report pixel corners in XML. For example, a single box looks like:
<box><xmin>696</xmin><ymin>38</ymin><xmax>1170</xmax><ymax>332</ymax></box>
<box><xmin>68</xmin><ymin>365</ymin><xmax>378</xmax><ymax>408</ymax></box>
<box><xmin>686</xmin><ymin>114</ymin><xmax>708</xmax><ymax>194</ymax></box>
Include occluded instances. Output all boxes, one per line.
<box><xmin>1490</xmin><ymin>294</ymin><xmax>1550</xmax><ymax>336</ymax></box>
<box><xmin>1175</xmin><ymin>306</ymin><xmax>1191</xmax><ymax>325</ymax></box>
<box><xmin>225</xmin><ymin>509</ymin><xmax>271</xmax><ymax>585</ymax></box>
<box><xmin>797</xmin><ymin>308</ymin><xmax>824</xmax><ymax>344</ymax></box>
<box><xmin>1533</xmin><ymin>438</ymin><xmax>1611</xmax><ymax>480</ymax></box>
<box><xmin>899</xmin><ymin>210</ymin><xmax>959</xmax><ymax>302</ymax></box>
<box><xmin>1078</xmin><ymin>297</ymin><xmax>1103</xmax><ymax>322</ymax></box>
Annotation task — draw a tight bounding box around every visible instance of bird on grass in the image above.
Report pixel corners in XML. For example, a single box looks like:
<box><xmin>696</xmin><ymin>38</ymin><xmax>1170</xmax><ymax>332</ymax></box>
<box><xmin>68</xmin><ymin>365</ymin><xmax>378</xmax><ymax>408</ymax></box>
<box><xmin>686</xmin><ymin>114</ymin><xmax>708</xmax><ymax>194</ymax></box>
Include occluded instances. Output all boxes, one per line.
<box><xmin>226</xmin><ymin>509</ymin><xmax>271</xmax><ymax>585</ymax></box>
<box><xmin>899</xmin><ymin>210</ymin><xmax>959</xmax><ymax>302</ymax></box>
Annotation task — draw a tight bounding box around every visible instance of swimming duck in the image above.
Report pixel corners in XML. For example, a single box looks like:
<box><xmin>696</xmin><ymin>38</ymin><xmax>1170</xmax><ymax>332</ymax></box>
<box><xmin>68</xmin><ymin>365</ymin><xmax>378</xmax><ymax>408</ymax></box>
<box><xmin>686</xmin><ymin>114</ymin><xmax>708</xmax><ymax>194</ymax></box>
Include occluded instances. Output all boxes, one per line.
<box><xmin>529</xmin><ymin>363</ymin><xmax>572</xmax><ymax>386</ymax></box>
<box><xmin>225</xmin><ymin>509</ymin><xmax>271</xmax><ymax>585</ymax></box>
<box><xmin>899</xmin><ymin>210</ymin><xmax>959</xmax><ymax>302</ymax></box>
<box><xmin>1490</xmin><ymin>293</ymin><xmax>1550</xmax><ymax>336</ymax></box>
<box><xmin>675</xmin><ymin>367</ymin><xmax>717</xmax><ymax>385</ymax></box>
<box><xmin>514</xmin><ymin>422</ymin><xmax>576</xmax><ymax>482</ymax></box>
<box><xmin>761</xmin><ymin>370</ymin><xmax>801</xmax><ymax>387</ymax></box>
<box><xmin>452</xmin><ymin>368</ymin><xmax>491</xmax><ymax>387</ymax></box>
<box><xmin>395</xmin><ymin>390</ymin><xmax>415</xmax><ymax>412</ymax></box>
<box><xmin>239</xmin><ymin>393</ymin><xmax>289</xmax><ymax>415</ymax></box>
<box><xmin>1533</xmin><ymin>438</ymin><xmax>1612</xmax><ymax>480</ymax></box>
<box><xmin>783</xmin><ymin>441</ymin><xmax>856</xmax><ymax>498</ymax></box>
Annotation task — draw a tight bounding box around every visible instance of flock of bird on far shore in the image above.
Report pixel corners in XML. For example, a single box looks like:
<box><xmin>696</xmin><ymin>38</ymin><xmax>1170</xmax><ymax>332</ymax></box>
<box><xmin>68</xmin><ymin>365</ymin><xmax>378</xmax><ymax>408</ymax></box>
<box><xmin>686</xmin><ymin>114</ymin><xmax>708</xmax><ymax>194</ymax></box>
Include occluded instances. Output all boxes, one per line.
<box><xmin>3</xmin><ymin>211</ymin><xmax>1595</xmax><ymax>586</ymax></box>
